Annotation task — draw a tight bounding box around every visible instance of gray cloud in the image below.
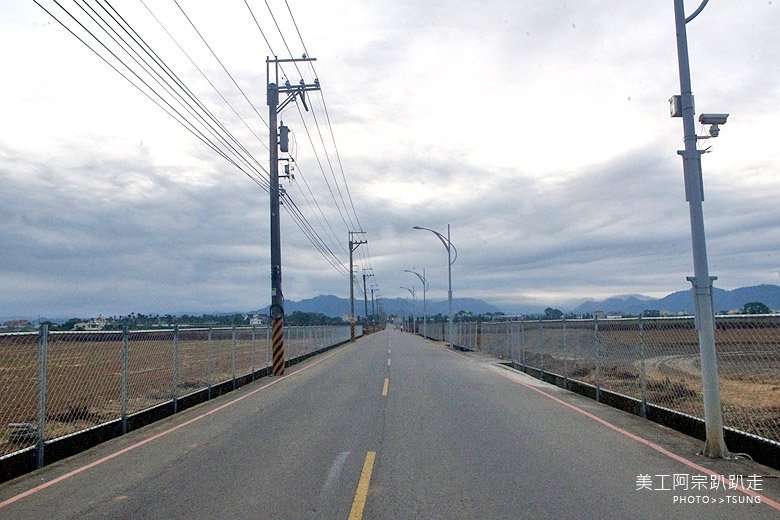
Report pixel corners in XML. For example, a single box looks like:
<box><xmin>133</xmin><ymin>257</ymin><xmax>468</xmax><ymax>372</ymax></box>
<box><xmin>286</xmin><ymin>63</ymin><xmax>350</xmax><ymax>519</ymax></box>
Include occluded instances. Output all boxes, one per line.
<box><xmin>1</xmin><ymin>1</ymin><xmax>778</xmax><ymax>318</ymax></box>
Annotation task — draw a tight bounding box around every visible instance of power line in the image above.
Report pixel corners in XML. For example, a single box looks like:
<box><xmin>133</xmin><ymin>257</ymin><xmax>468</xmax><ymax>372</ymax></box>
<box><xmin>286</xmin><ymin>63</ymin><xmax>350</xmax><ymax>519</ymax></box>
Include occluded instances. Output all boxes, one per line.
<box><xmin>140</xmin><ymin>0</ymin><xmax>270</xmax><ymax>148</ymax></box>
<box><xmin>281</xmin><ymin>0</ymin><xmax>364</xmax><ymax>233</ymax></box>
<box><xmin>39</xmin><ymin>0</ymin><xmax>381</xmax><ymax>289</ymax></box>
<box><xmin>278</xmin><ymin>0</ymin><xmax>380</xmax><ymax>291</ymax></box>
<box><xmin>93</xmin><ymin>0</ymin><xmax>270</xmax><ymax>183</ymax></box>
<box><xmin>37</xmin><ymin>0</ymin><xmax>268</xmax><ymax>191</ymax></box>
<box><xmin>172</xmin><ymin>0</ymin><xmax>268</xmax><ymax>129</ymax></box>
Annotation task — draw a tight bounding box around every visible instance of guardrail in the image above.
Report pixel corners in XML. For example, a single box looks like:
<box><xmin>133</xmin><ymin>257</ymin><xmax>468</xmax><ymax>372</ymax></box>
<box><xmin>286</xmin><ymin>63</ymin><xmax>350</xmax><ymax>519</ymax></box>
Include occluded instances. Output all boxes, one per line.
<box><xmin>0</xmin><ymin>324</ymin><xmax>358</xmax><ymax>480</ymax></box>
<box><xmin>420</xmin><ymin>315</ymin><xmax>780</xmax><ymax>453</ymax></box>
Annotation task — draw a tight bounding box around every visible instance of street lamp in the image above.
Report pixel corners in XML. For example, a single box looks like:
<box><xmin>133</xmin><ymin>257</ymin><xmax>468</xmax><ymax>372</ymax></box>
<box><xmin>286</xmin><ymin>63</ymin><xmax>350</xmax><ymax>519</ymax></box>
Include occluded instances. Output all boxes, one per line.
<box><xmin>400</xmin><ymin>286</ymin><xmax>416</xmax><ymax>333</ymax></box>
<box><xmin>671</xmin><ymin>0</ymin><xmax>728</xmax><ymax>458</ymax></box>
<box><xmin>405</xmin><ymin>269</ymin><xmax>428</xmax><ymax>338</ymax></box>
<box><xmin>413</xmin><ymin>224</ymin><xmax>458</xmax><ymax>348</ymax></box>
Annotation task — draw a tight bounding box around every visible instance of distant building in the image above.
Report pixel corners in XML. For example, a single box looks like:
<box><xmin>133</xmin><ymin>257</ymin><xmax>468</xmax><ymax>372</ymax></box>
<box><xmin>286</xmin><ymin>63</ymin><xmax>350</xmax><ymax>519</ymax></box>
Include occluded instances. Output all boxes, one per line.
<box><xmin>74</xmin><ymin>315</ymin><xmax>107</xmax><ymax>331</ymax></box>
<box><xmin>249</xmin><ymin>314</ymin><xmax>266</xmax><ymax>326</ymax></box>
<box><xmin>2</xmin><ymin>319</ymin><xmax>32</xmax><ymax>329</ymax></box>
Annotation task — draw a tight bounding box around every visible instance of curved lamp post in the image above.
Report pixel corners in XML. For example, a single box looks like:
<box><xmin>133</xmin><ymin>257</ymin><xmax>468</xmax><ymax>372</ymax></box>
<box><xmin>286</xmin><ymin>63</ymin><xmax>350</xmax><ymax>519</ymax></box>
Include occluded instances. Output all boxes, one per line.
<box><xmin>405</xmin><ymin>269</ymin><xmax>428</xmax><ymax>338</ymax></box>
<box><xmin>400</xmin><ymin>286</ymin><xmax>416</xmax><ymax>333</ymax></box>
<box><xmin>413</xmin><ymin>225</ymin><xmax>458</xmax><ymax>348</ymax></box>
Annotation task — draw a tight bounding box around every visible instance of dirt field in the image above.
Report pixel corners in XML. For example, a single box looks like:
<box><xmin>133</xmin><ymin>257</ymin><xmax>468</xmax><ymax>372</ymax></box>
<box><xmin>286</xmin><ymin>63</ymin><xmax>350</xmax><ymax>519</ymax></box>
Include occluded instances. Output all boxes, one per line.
<box><xmin>0</xmin><ymin>326</ymin><xmax>347</xmax><ymax>457</ymax></box>
<box><xmin>464</xmin><ymin>316</ymin><xmax>780</xmax><ymax>443</ymax></box>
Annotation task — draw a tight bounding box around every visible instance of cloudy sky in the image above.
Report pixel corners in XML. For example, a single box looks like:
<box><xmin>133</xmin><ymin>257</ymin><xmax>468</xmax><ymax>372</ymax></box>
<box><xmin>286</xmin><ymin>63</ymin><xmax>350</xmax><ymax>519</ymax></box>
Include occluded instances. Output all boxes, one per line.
<box><xmin>2</xmin><ymin>0</ymin><xmax>779</xmax><ymax>318</ymax></box>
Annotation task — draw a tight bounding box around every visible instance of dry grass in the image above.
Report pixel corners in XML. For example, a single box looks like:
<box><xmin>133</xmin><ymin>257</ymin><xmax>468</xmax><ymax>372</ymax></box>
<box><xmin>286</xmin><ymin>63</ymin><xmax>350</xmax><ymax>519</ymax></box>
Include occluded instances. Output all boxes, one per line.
<box><xmin>470</xmin><ymin>317</ymin><xmax>780</xmax><ymax>442</ymax></box>
<box><xmin>0</xmin><ymin>328</ymin><xmax>320</xmax><ymax>456</ymax></box>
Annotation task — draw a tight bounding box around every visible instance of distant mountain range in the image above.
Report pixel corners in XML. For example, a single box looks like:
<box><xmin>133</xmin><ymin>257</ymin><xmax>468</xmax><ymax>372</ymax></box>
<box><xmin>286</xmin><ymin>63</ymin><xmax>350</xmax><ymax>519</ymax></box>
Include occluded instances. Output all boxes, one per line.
<box><xmin>570</xmin><ymin>284</ymin><xmax>780</xmax><ymax>315</ymax></box>
<box><xmin>257</xmin><ymin>295</ymin><xmax>502</xmax><ymax>318</ymax></box>
<box><xmin>258</xmin><ymin>284</ymin><xmax>780</xmax><ymax>319</ymax></box>
<box><xmin>9</xmin><ymin>285</ymin><xmax>776</xmax><ymax>325</ymax></box>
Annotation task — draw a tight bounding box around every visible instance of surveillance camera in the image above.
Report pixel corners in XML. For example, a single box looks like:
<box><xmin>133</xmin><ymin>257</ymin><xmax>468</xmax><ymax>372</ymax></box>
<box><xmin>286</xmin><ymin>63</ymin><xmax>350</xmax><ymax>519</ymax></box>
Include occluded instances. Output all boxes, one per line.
<box><xmin>709</xmin><ymin>125</ymin><xmax>720</xmax><ymax>138</ymax></box>
<box><xmin>699</xmin><ymin>113</ymin><xmax>729</xmax><ymax>125</ymax></box>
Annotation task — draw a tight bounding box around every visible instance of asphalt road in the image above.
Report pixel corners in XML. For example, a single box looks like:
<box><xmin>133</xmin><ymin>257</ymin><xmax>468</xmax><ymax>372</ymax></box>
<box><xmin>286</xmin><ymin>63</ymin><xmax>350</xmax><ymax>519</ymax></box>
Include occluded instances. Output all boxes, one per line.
<box><xmin>1</xmin><ymin>327</ymin><xmax>779</xmax><ymax>519</ymax></box>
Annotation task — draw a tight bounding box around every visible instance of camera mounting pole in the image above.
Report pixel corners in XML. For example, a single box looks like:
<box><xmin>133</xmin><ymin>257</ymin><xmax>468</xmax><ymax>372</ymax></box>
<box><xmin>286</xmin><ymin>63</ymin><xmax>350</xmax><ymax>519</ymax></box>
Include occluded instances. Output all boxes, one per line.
<box><xmin>267</xmin><ymin>55</ymin><xmax>320</xmax><ymax>376</ymax></box>
<box><xmin>672</xmin><ymin>0</ymin><xmax>729</xmax><ymax>458</ymax></box>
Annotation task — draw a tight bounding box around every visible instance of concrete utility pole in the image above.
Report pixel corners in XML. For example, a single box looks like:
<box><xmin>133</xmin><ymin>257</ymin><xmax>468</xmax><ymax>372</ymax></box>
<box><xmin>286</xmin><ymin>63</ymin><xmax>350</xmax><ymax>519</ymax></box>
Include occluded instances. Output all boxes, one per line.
<box><xmin>267</xmin><ymin>56</ymin><xmax>320</xmax><ymax>375</ymax></box>
<box><xmin>349</xmin><ymin>231</ymin><xmax>367</xmax><ymax>342</ymax></box>
<box><xmin>671</xmin><ymin>0</ymin><xmax>728</xmax><ymax>457</ymax></box>
<box><xmin>362</xmin><ymin>269</ymin><xmax>374</xmax><ymax>324</ymax></box>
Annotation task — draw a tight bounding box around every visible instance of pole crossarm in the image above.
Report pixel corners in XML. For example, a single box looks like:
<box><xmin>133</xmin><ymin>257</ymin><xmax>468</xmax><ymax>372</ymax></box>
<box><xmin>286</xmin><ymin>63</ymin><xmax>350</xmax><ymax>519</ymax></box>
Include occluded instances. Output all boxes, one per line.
<box><xmin>350</xmin><ymin>232</ymin><xmax>367</xmax><ymax>252</ymax></box>
<box><xmin>266</xmin><ymin>56</ymin><xmax>320</xmax><ymax>113</ymax></box>
<box><xmin>277</xmin><ymin>80</ymin><xmax>321</xmax><ymax>113</ymax></box>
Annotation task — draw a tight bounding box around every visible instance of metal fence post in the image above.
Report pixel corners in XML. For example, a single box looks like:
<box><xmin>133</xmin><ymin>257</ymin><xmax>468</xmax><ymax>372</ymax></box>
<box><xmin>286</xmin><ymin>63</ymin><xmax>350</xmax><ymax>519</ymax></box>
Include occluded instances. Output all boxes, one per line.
<box><xmin>172</xmin><ymin>325</ymin><xmax>179</xmax><ymax>413</ymax></box>
<box><xmin>231</xmin><ymin>325</ymin><xmax>237</xmax><ymax>390</ymax></box>
<box><xmin>594</xmin><ymin>316</ymin><xmax>601</xmax><ymax>403</ymax></box>
<box><xmin>538</xmin><ymin>318</ymin><xmax>544</xmax><ymax>378</ymax></box>
<box><xmin>120</xmin><ymin>326</ymin><xmax>129</xmax><ymax>434</ymax></box>
<box><xmin>521</xmin><ymin>320</ymin><xmax>526</xmax><ymax>371</ymax></box>
<box><xmin>639</xmin><ymin>316</ymin><xmax>648</xmax><ymax>418</ymax></box>
<box><xmin>476</xmin><ymin>321</ymin><xmax>482</xmax><ymax>351</ymax></box>
<box><xmin>36</xmin><ymin>323</ymin><xmax>48</xmax><ymax>469</ymax></box>
<box><xmin>207</xmin><ymin>327</ymin><xmax>213</xmax><ymax>399</ymax></box>
<box><xmin>508</xmin><ymin>321</ymin><xmax>515</xmax><ymax>365</ymax></box>
<box><xmin>251</xmin><ymin>325</ymin><xmax>256</xmax><ymax>381</ymax></box>
<box><xmin>562</xmin><ymin>318</ymin><xmax>568</xmax><ymax>390</ymax></box>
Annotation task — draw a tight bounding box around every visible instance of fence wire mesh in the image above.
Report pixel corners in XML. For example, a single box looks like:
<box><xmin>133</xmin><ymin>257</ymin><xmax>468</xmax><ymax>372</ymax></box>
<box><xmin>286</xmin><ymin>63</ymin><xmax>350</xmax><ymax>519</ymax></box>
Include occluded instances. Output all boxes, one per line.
<box><xmin>446</xmin><ymin>315</ymin><xmax>780</xmax><ymax>445</ymax></box>
<box><xmin>0</xmin><ymin>333</ymin><xmax>39</xmax><ymax>455</ymax></box>
<box><xmin>0</xmin><ymin>324</ymin><xmax>352</xmax><ymax>459</ymax></box>
<box><xmin>128</xmin><ymin>330</ymin><xmax>175</xmax><ymax>416</ymax></box>
<box><xmin>45</xmin><ymin>331</ymin><xmax>123</xmax><ymax>441</ymax></box>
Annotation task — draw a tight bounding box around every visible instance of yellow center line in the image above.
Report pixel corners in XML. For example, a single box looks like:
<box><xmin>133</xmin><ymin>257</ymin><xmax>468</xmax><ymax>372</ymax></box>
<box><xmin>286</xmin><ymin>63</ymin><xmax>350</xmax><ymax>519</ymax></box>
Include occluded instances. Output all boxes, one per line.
<box><xmin>348</xmin><ymin>451</ymin><xmax>376</xmax><ymax>520</ymax></box>
<box><xmin>381</xmin><ymin>378</ymin><xmax>390</xmax><ymax>396</ymax></box>
<box><xmin>387</xmin><ymin>358</ymin><xmax>391</xmax><ymax>367</ymax></box>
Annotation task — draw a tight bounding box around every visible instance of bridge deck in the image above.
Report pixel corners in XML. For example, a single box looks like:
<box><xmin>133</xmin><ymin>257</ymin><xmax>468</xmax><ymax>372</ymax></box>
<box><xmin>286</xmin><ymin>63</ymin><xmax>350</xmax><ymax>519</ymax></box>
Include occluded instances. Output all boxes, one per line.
<box><xmin>1</xmin><ymin>328</ymin><xmax>778</xmax><ymax>519</ymax></box>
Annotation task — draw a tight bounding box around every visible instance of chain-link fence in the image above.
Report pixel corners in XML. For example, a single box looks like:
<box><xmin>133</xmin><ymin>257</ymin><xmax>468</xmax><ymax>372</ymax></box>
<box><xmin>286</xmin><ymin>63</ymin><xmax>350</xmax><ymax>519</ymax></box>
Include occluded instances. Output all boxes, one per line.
<box><xmin>0</xmin><ymin>324</ymin><xmax>354</xmax><ymax>461</ymax></box>
<box><xmin>442</xmin><ymin>315</ymin><xmax>780</xmax><ymax>446</ymax></box>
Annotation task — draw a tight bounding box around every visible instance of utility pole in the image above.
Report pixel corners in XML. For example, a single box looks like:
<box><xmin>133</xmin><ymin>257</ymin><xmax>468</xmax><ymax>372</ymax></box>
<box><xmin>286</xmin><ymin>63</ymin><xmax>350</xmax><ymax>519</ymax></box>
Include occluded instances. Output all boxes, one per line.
<box><xmin>349</xmin><ymin>231</ymin><xmax>366</xmax><ymax>342</ymax></box>
<box><xmin>267</xmin><ymin>55</ymin><xmax>319</xmax><ymax>375</ymax></box>
<box><xmin>362</xmin><ymin>269</ymin><xmax>374</xmax><ymax>325</ymax></box>
<box><xmin>670</xmin><ymin>0</ymin><xmax>728</xmax><ymax>458</ymax></box>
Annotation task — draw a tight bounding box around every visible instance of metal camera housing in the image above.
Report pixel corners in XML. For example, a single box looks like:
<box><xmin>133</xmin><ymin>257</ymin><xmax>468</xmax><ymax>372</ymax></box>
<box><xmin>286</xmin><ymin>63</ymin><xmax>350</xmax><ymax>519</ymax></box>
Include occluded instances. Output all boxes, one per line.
<box><xmin>698</xmin><ymin>113</ymin><xmax>729</xmax><ymax>125</ymax></box>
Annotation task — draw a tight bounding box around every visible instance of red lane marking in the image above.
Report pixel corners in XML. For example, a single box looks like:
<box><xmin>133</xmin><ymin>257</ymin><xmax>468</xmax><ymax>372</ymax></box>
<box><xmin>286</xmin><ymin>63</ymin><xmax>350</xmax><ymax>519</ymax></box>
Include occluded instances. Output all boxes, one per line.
<box><xmin>507</xmin><ymin>373</ymin><xmax>780</xmax><ymax>512</ymax></box>
<box><xmin>0</xmin><ymin>349</ymin><xmax>341</xmax><ymax>509</ymax></box>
